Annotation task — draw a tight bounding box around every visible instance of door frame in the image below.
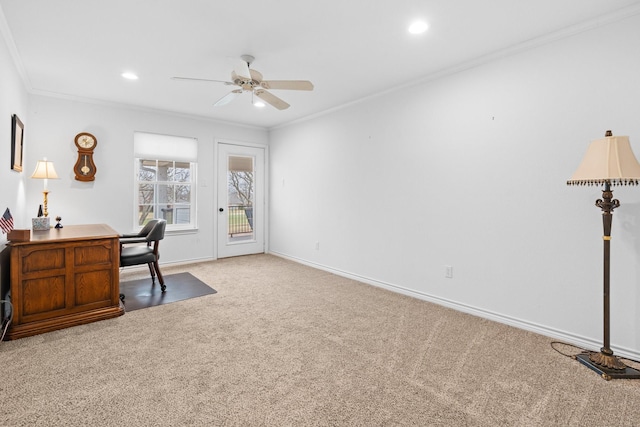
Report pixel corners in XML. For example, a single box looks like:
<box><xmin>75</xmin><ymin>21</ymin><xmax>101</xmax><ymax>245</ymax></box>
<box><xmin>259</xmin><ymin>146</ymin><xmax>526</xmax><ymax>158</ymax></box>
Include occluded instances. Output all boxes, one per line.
<box><xmin>214</xmin><ymin>139</ymin><xmax>268</xmax><ymax>259</ymax></box>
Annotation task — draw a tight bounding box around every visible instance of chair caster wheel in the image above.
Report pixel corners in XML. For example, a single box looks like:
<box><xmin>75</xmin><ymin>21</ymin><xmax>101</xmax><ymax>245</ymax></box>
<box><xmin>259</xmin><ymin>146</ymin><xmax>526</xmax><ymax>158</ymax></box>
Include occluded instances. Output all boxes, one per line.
<box><xmin>161</xmin><ymin>285</ymin><xmax>166</xmax><ymax>292</ymax></box>
<box><xmin>119</xmin><ymin>293</ymin><xmax>125</xmax><ymax>302</ymax></box>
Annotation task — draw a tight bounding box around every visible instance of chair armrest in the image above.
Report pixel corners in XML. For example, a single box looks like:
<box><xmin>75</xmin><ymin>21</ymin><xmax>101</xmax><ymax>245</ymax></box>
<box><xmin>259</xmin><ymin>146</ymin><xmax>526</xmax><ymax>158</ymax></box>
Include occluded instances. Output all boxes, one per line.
<box><xmin>120</xmin><ymin>232</ymin><xmax>142</xmax><ymax>238</ymax></box>
<box><xmin>120</xmin><ymin>237</ymin><xmax>147</xmax><ymax>245</ymax></box>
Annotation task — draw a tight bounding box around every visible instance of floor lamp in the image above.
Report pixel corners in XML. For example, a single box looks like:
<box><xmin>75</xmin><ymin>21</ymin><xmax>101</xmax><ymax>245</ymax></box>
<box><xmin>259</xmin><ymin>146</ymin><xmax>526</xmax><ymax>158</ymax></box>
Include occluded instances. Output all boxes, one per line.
<box><xmin>567</xmin><ymin>130</ymin><xmax>640</xmax><ymax>380</ymax></box>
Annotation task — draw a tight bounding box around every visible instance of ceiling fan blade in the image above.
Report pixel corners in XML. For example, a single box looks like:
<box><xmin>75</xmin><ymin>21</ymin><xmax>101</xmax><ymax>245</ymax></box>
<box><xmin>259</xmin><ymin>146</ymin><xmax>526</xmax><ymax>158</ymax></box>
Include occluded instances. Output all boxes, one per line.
<box><xmin>255</xmin><ymin>89</ymin><xmax>290</xmax><ymax>110</ymax></box>
<box><xmin>171</xmin><ymin>76</ymin><xmax>233</xmax><ymax>85</ymax></box>
<box><xmin>260</xmin><ymin>80</ymin><xmax>314</xmax><ymax>91</ymax></box>
<box><xmin>214</xmin><ymin>89</ymin><xmax>242</xmax><ymax>107</ymax></box>
<box><xmin>234</xmin><ymin>59</ymin><xmax>252</xmax><ymax>80</ymax></box>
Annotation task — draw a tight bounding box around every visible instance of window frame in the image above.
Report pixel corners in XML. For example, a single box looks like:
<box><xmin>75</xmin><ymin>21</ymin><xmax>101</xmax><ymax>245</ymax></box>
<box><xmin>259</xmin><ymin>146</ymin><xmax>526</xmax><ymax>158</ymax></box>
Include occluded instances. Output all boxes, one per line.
<box><xmin>133</xmin><ymin>158</ymin><xmax>198</xmax><ymax>232</ymax></box>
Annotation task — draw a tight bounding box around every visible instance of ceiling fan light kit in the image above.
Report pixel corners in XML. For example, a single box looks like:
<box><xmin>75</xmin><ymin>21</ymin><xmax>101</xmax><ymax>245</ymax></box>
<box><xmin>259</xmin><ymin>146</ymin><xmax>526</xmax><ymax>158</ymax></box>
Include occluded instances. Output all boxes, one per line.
<box><xmin>173</xmin><ymin>54</ymin><xmax>313</xmax><ymax>110</ymax></box>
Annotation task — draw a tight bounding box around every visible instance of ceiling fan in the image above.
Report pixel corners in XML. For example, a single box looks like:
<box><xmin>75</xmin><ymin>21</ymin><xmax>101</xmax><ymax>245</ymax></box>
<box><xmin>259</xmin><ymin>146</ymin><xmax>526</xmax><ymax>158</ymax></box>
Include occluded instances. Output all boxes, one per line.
<box><xmin>171</xmin><ymin>55</ymin><xmax>313</xmax><ymax>110</ymax></box>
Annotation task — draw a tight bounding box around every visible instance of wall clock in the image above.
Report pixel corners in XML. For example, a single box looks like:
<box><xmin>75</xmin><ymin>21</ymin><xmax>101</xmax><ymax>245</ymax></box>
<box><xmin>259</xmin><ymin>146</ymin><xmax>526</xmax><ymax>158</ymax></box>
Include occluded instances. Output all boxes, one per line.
<box><xmin>73</xmin><ymin>132</ymin><xmax>98</xmax><ymax>181</ymax></box>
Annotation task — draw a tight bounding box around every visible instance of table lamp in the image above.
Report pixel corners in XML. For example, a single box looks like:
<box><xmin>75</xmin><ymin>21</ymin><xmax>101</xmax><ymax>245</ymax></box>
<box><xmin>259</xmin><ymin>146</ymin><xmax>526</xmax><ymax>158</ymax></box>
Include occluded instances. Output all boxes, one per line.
<box><xmin>31</xmin><ymin>158</ymin><xmax>59</xmax><ymax>218</ymax></box>
<box><xmin>567</xmin><ymin>130</ymin><xmax>640</xmax><ymax>380</ymax></box>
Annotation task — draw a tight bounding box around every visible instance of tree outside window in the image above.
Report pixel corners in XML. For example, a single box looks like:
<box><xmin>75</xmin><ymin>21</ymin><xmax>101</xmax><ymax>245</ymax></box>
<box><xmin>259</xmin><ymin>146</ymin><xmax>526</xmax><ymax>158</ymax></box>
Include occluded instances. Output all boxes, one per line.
<box><xmin>228</xmin><ymin>170</ymin><xmax>253</xmax><ymax>207</ymax></box>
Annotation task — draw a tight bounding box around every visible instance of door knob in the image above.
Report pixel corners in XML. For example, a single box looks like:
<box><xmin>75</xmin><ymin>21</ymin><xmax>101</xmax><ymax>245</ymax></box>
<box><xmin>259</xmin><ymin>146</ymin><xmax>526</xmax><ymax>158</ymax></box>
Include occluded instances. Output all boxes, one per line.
<box><xmin>219</xmin><ymin>208</ymin><xmax>224</xmax><ymax>212</ymax></box>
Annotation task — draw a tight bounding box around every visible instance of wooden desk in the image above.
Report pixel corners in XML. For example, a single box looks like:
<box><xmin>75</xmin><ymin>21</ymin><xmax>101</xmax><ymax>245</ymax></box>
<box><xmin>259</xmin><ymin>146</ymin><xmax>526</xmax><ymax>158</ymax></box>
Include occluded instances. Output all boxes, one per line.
<box><xmin>6</xmin><ymin>224</ymin><xmax>124</xmax><ymax>340</ymax></box>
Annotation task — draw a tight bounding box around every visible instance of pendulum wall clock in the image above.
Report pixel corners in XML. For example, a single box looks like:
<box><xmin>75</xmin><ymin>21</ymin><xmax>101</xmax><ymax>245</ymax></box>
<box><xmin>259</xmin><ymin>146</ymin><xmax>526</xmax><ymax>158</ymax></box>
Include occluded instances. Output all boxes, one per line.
<box><xmin>74</xmin><ymin>132</ymin><xmax>98</xmax><ymax>181</ymax></box>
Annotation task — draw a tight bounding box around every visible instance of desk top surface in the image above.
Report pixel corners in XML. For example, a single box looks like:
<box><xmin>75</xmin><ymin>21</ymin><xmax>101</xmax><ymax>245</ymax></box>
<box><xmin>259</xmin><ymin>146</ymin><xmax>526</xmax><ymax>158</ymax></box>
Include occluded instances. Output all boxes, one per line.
<box><xmin>10</xmin><ymin>224</ymin><xmax>119</xmax><ymax>245</ymax></box>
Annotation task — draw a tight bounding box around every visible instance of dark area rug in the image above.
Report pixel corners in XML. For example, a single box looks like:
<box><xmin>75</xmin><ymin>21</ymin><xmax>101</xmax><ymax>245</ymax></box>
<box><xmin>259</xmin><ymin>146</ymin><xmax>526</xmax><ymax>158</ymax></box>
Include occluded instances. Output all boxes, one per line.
<box><xmin>119</xmin><ymin>272</ymin><xmax>217</xmax><ymax>312</ymax></box>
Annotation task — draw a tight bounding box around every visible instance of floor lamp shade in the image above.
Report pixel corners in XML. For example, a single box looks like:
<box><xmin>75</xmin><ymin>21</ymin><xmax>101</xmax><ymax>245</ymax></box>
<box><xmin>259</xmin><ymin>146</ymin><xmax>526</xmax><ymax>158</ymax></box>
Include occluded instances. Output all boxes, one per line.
<box><xmin>567</xmin><ymin>133</ymin><xmax>640</xmax><ymax>186</ymax></box>
<box><xmin>567</xmin><ymin>131</ymin><xmax>640</xmax><ymax>380</ymax></box>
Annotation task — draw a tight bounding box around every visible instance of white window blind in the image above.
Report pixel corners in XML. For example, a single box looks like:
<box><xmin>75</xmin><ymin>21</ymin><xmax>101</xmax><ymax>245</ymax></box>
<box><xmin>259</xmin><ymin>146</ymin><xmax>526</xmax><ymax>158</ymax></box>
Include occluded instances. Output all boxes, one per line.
<box><xmin>134</xmin><ymin>132</ymin><xmax>198</xmax><ymax>162</ymax></box>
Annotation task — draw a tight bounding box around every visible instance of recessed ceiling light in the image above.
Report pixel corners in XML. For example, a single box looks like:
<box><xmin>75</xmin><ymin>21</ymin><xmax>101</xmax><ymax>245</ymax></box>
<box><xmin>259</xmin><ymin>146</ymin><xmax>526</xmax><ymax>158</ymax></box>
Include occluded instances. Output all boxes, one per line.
<box><xmin>121</xmin><ymin>72</ymin><xmax>139</xmax><ymax>80</ymax></box>
<box><xmin>408</xmin><ymin>20</ymin><xmax>428</xmax><ymax>34</ymax></box>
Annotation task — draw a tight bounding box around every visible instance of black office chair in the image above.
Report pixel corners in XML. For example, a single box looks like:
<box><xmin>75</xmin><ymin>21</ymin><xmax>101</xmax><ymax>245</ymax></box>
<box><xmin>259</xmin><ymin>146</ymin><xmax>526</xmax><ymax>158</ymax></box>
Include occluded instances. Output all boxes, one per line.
<box><xmin>120</xmin><ymin>219</ymin><xmax>167</xmax><ymax>293</ymax></box>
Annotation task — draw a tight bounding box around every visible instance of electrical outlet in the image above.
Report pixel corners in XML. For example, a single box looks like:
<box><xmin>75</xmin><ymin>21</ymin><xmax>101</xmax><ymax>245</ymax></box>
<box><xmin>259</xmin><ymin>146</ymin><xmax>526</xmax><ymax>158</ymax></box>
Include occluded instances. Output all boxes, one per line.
<box><xmin>445</xmin><ymin>265</ymin><xmax>453</xmax><ymax>278</ymax></box>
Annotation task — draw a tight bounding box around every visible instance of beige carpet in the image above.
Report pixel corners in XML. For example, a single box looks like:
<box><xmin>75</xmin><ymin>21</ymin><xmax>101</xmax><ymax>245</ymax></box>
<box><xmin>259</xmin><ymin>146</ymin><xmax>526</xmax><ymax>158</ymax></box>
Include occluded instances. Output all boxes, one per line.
<box><xmin>2</xmin><ymin>254</ymin><xmax>640</xmax><ymax>426</ymax></box>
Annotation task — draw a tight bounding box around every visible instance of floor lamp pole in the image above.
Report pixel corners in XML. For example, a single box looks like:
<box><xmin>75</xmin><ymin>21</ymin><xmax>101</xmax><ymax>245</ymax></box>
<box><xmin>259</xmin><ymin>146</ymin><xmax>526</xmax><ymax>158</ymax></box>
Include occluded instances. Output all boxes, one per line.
<box><xmin>575</xmin><ymin>182</ymin><xmax>640</xmax><ymax>379</ymax></box>
<box><xmin>594</xmin><ymin>182</ymin><xmax>619</xmax><ymax>367</ymax></box>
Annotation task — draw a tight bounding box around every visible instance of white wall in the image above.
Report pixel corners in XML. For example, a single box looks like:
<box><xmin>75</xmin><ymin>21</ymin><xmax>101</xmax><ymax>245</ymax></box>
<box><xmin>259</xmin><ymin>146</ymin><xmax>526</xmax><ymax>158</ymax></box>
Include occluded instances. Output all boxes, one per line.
<box><xmin>0</xmin><ymin>18</ymin><xmax>29</xmax><ymax>236</ymax></box>
<box><xmin>24</xmin><ymin>96</ymin><xmax>268</xmax><ymax>263</ymax></box>
<box><xmin>269</xmin><ymin>13</ymin><xmax>640</xmax><ymax>357</ymax></box>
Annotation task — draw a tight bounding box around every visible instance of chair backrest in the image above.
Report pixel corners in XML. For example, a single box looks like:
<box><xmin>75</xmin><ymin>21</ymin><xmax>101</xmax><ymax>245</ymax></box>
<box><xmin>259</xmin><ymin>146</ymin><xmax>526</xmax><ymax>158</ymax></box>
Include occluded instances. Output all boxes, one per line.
<box><xmin>138</xmin><ymin>219</ymin><xmax>160</xmax><ymax>237</ymax></box>
<box><xmin>146</xmin><ymin>219</ymin><xmax>166</xmax><ymax>242</ymax></box>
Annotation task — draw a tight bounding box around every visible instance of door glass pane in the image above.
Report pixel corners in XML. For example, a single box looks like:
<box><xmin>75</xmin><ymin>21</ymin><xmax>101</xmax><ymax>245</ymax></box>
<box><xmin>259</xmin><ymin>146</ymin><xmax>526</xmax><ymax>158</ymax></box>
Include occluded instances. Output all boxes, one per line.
<box><xmin>227</xmin><ymin>155</ymin><xmax>254</xmax><ymax>242</ymax></box>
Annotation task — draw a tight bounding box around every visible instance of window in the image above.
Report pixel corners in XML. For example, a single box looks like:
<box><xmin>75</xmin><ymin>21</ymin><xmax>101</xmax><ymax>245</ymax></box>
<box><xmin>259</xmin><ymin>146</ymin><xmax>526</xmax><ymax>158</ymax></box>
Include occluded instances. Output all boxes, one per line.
<box><xmin>134</xmin><ymin>132</ymin><xmax>197</xmax><ymax>230</ymax></box>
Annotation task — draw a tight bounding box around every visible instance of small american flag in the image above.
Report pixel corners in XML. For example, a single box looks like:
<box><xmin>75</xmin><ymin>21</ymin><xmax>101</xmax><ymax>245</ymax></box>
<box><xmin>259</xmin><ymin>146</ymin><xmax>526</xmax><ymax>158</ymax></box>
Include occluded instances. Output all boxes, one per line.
<box><xmin>0</xmin><ymin>208</ymin><xmax>14</xmax><ymax>234</ymax></box>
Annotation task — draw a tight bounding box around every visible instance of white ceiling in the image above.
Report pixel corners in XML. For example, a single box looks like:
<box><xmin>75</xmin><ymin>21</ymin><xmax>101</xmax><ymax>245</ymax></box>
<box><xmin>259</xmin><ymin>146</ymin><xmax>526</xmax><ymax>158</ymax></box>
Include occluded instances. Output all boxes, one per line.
<box><xmin>2</xmin><ymin>0</ymin><xmax>640</xmax><ymax>129</ymax></box>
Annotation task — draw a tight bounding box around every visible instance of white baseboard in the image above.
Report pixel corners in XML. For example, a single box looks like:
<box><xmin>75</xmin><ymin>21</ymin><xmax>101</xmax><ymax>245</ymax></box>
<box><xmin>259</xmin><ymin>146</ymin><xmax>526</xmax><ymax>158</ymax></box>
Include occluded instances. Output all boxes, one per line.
<box><xmin>269</xmin><ymin>250</ymin><xmax>640</xmax><ymax>362</ymax></box>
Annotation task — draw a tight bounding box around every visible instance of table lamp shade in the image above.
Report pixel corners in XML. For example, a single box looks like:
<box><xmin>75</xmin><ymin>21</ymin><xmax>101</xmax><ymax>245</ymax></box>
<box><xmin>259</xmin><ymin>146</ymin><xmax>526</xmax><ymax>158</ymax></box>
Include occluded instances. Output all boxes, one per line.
<box><xmin>31</xmin><ymin>159</ymin><xmax>59</xmax><ymax>218</ymax></box>
<box><xmin>31</xmin><ymin>160</ymin><xmax>59</xmax><ymax>179</ymax></box>
<box><xmin>567</xmin><ymin>135</ymin><xmax>640</xmax><ymax>186</ymax></box>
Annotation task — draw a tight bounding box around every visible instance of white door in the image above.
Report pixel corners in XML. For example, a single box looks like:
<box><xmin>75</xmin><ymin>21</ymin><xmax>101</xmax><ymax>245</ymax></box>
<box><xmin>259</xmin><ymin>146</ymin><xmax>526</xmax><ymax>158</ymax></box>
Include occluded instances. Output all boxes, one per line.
<box><xmin>217</xmin><ymin>143</ymin><xmax>265</xmax><ymax>258</ymax></box>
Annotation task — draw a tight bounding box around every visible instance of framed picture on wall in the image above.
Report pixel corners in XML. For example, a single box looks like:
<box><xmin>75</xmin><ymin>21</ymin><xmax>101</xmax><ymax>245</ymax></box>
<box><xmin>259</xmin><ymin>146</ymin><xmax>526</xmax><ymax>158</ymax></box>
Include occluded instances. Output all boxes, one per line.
<box><xmin>11</xmin><ymin>114</ymin><xmax>24</xmax><ymax>172</ymax></box>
